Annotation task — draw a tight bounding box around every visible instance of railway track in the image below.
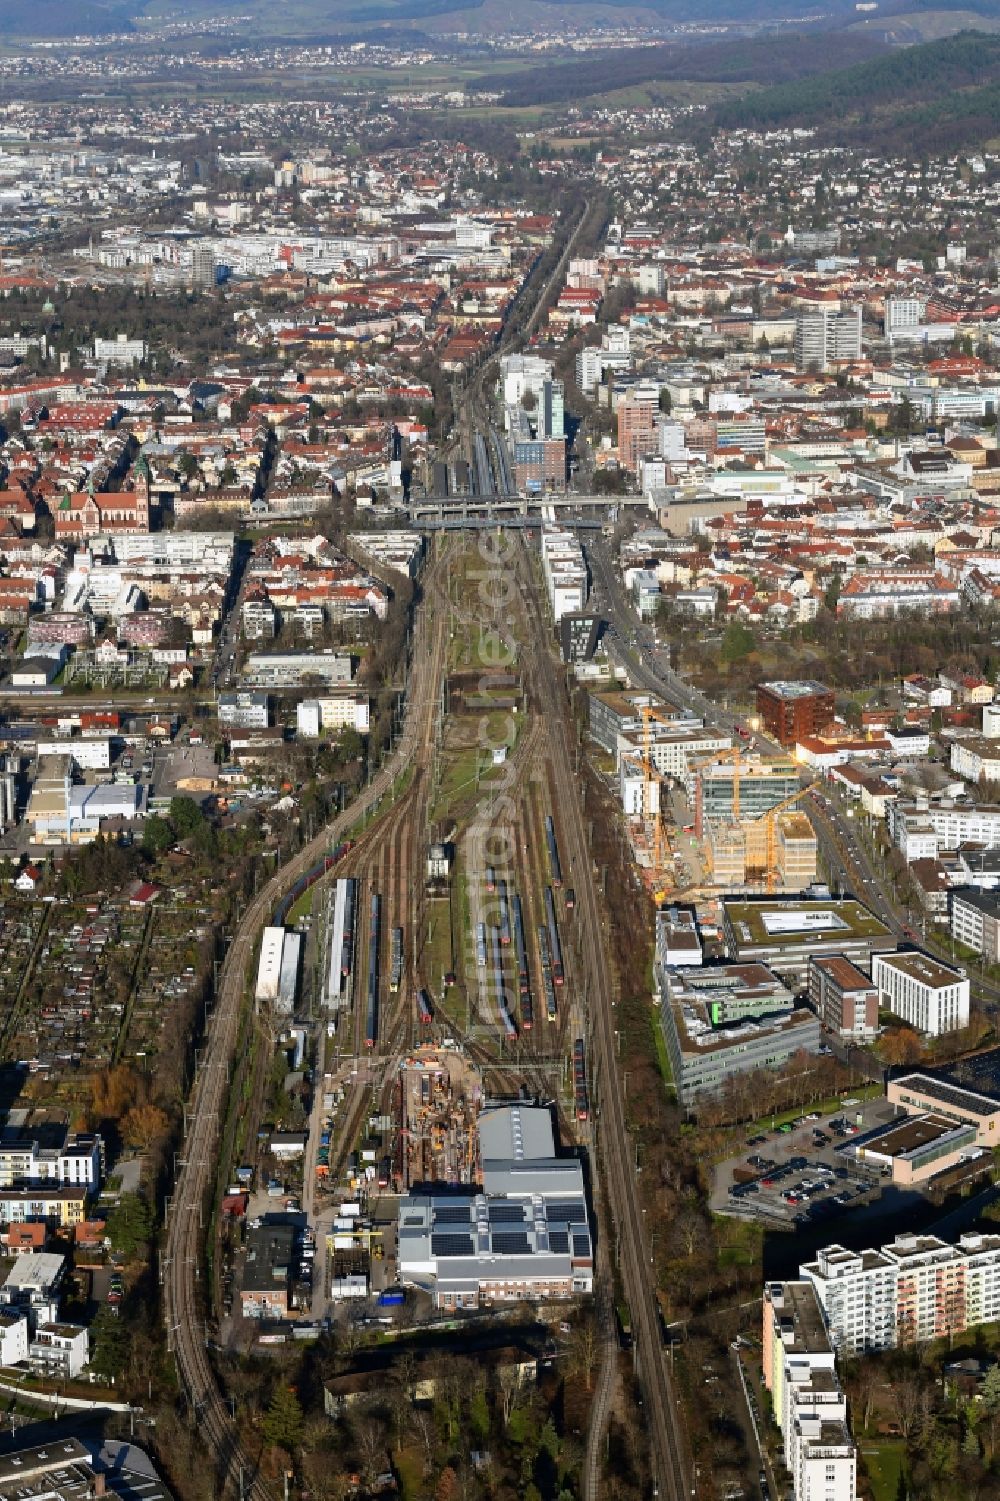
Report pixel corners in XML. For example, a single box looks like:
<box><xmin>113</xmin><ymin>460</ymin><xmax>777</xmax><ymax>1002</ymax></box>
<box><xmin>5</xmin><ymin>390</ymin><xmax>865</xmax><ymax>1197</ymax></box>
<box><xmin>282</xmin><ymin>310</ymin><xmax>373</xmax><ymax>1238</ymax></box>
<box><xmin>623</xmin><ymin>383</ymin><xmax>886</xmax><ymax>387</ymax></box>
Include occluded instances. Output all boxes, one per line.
<box><xmin>514</xmin><ymin>540</ymin><xmax>691</xmax><ymax>1501</ymax></box>
<box><xmin>163</xmin><ymin>544</ymin><xmax>452</xmax><ymax>1500</ymax></box>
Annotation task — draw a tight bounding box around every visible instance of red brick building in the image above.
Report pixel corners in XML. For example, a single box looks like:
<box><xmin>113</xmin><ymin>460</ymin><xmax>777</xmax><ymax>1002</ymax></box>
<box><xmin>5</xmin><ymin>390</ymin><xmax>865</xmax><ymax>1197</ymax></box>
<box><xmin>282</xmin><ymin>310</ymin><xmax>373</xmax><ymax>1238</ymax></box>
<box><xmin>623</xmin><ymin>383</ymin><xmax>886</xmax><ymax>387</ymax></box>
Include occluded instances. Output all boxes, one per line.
<box><xmin>756</xmin><ymin>679</ymin><xmax>835</xmax><ymax>748</ymax></box>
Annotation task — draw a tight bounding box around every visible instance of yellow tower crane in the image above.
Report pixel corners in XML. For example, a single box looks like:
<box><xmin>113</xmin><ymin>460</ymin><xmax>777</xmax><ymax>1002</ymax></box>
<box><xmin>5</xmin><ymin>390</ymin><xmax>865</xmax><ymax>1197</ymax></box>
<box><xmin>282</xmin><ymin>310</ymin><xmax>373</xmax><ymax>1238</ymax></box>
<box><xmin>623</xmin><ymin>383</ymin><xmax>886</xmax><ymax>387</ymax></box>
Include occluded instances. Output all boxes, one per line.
<box><xmin>750</xmin><ymin>781</ymin><xmax>822</xmax><ymax>892</ymax></box>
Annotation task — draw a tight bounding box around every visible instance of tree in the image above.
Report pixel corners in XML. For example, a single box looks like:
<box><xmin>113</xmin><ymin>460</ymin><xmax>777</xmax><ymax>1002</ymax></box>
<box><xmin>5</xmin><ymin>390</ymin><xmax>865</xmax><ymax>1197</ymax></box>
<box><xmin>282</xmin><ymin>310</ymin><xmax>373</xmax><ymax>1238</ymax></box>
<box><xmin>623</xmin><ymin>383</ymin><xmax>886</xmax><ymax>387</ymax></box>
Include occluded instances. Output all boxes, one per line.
<box><xmin>262</xmin><ymin>1385</ymin><xmax>303</xmax><ymax>1453</ymax></box>
<box><xmin>720</xmin><ymin>619</ymin><xmax>755</xmax><ymax>664</ymax></box>
<box><xmin>469</xmin><ymin>1387</ymin><xmax>490</xmax><ymax>1444</ymax></box>
<box><xmin>90</xmin><ymin>1304</ymin><xmax>129</xmax><ymax>1381</ymax></box>
<box><xmin>980</xmin><ymin>1362</ymin><xmax>1000</xmax><ymax>1412</ymax></box>
<box><xmin>121</xmin><ymin>1103</ymin><xmax>169</xmax><ymax>1151</ymax></box>
<box><xmin>105</xmin><ymin>1194</ymin><xmax>155</xmax><ymax>1259</ymax></box>
<box><xmin>142</xmin><ymin>815</ymin><xmax>174</xmax><ymax>856</ymax></box>
<box><xmin>169</xmin><ymin>794</ymin><xmax>206</xmax><ymax>838</ymax></box>
<box><xmin>92</xmin><ymin>1065</ymin><xmax>141</xmax><ymax>1122</ymax></box>
<box><xmin>434</xmin><ymin>1469</ymin><xmax>457</xmax><ymax>1501</ymax></box>
<box><xmin>659</xmin><ymin>388</ymin><xmax>672</xmax><ymax>415</ymax></box>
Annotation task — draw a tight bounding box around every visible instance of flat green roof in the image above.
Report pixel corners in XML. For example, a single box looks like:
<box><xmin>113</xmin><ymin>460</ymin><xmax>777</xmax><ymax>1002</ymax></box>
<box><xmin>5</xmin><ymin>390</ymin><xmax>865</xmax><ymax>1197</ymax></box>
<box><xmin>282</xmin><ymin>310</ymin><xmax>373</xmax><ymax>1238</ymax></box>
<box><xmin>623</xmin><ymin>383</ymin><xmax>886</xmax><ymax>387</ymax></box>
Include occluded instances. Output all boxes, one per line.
<box><xmin>723</xmin><ymin>899</ymin><xmax>892</xmax><ymax>946</ymax></box>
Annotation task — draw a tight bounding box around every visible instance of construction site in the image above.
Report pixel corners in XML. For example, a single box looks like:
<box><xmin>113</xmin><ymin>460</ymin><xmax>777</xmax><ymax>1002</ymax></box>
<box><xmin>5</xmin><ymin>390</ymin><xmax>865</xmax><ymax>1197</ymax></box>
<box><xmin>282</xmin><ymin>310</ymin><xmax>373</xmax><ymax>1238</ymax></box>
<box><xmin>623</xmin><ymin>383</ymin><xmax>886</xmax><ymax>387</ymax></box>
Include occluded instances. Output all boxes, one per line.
<box><xmin>397</xmin><ymin>1046</ymin><xmax>484</xmax><ymax>1191</ymax></box>
<box><xmin>611</xmin><ymin>698</ymin><xmax>820</xmax><ymax>901</ymax></box>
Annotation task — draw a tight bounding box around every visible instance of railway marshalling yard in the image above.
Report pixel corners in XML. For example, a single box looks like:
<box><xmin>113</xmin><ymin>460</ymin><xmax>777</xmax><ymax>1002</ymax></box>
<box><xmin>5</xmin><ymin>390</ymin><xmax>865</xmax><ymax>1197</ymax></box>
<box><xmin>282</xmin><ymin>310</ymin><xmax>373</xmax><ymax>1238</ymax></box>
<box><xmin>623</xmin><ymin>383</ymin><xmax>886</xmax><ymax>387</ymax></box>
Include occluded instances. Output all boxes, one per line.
<box><xmin>243</xmin><ymin>533</ymin><xmax>596</xmax><ymax>1321</ymax></box>
<box><xmin>172</xmin><ymin>526</ymin><xmax>689</xmax><ymax>1501</ymax></box>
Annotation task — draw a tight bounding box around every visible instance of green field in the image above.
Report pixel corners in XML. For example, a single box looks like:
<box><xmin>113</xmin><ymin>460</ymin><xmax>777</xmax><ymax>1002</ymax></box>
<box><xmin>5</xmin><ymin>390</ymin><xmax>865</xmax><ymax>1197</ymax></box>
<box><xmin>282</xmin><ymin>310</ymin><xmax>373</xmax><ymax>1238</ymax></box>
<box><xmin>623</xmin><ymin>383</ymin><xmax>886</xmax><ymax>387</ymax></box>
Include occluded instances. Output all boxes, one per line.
<box><xmin>862</xmin><ymin>1443</ymin><xmax>906</xmax><ymax>1501</ymax></box>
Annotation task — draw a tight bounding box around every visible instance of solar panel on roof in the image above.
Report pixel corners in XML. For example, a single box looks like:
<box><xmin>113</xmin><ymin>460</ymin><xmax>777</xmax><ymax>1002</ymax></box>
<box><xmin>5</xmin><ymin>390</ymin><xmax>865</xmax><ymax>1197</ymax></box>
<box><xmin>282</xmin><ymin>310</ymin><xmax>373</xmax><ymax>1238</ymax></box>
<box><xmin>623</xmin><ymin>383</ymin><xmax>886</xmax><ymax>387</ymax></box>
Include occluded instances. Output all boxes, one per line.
<box><xmin>546</xmin><ymin>1201</ymin><xmax>586</xmax><ymax>1223</ymax></box>
<box><xmin>434</xmin><ymin>1204</ymin><xmax>472</xmax><ymax>1225</ymax></box>
<box><xmin>489</xmin><ymin>1203</ymin><xmax>525</xmax><ymax>1224</ymax></box>
<box><xmin>491</xmin><ymin>1231</ymin><xmax>530</xmax><ymax>1255</ymax></box>
<box><xmin>549</xmin><ymin>1230</ymin><xmax>569</xmax><ymax>1254</ymax></box>
<box><xmin>572</xmin><ymin>1233</ymin><xmax>591</xmax><ymax>1257</ymax></box>
<box><xmin>431</xmin><ymin>1233</ymin><xmax>474</xmax><ymax>1258</ymax></box>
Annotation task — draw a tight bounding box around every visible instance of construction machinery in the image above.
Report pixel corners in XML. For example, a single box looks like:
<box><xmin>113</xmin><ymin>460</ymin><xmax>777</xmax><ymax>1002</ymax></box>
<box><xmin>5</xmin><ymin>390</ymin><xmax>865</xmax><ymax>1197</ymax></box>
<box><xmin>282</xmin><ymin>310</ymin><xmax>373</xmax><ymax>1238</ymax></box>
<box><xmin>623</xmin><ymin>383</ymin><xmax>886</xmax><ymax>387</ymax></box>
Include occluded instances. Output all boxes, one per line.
<box><xmin>748</xmin><ymin>781</ymin><xmax>822</xmax><ymax>891</ymax></box>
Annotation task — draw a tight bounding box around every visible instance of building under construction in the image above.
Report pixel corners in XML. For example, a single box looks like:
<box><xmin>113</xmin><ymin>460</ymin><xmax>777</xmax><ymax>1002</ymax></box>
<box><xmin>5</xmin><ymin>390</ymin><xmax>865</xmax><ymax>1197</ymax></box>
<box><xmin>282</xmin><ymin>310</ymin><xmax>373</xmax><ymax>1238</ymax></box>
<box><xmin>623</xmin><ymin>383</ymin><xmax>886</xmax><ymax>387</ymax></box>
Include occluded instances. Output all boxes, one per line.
<box><xmin>398</xmin><ymin>1048</ymin><xmax>483</xmax><ymax>1192</ymax></box>
<box><xmin>705</xmin><ymin>807</ymin><xmax>817</xmax><ymax>889</ymax></box>
<box><xmin>609</xmin><ymin>698</ymin><xmax>819</xmax><ymax>895</ymax></box>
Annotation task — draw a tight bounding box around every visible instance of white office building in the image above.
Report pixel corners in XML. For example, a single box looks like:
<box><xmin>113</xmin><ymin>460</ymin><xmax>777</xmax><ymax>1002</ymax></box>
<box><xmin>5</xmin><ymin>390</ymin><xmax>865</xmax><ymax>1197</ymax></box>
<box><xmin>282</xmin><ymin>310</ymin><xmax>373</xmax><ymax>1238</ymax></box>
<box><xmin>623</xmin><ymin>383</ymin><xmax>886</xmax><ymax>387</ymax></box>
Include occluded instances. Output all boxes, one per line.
<box><xmin>218</xmin><ymin>691</ymin><xmax>269</xmax><ymax>729</ymax></box>
<box><xmin>871</xmin><ymin>952</ymin><xmax>969</xmax><ymax>1036</ymax></box>
<box><xmin>36</xmin><ymin>738</ymin><xmax>111</xmax><ymax>772</ymax></box>
<box><xmin>296</xmin><ymin>694</ymin><xmax>370</xmax><ymax>739</ymax></box>
<box><xmin>94</xmin><ymin>334</ymin><xmax>147</xmax><ymax>366</ymax></box>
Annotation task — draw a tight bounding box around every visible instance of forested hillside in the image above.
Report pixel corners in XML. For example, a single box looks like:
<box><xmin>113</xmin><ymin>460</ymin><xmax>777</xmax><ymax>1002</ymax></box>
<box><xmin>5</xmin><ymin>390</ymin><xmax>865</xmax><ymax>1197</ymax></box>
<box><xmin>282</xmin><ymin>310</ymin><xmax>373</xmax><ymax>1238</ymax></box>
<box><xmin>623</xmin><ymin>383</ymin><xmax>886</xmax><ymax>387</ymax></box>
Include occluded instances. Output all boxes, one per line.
<box><xmin>478</xmin><ymin>30</ymin><xmax>890</xmax><ymax>106</ymax></box>
<box><xmin>713</xmin><ymin>28</ymin><xmax>1000</xmax><ymax>139</ymax></box>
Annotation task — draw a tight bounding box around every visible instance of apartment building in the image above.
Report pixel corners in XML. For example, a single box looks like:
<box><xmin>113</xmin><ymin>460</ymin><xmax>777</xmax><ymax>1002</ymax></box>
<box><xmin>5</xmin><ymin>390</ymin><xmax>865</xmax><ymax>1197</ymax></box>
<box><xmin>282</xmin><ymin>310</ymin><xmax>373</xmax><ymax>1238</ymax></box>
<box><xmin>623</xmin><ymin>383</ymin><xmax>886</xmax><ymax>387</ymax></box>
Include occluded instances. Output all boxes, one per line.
<box><xmin>800</xmin><ymin>1233</ymin><xmax>1000</xmax><ymax>1353</ymax></box>
<box><xmin>807</xmin><ymin>955</ymin><xmax>880</xmax><ymax>1040</ymax></box>
<box><xmin>951</xmin><ymin>888</ymin><xmax>1000</xmax><ymax>962</ymax></box>
<box><xmin>794</xmin><ymin>306</ymin><xmax>862</xmax><ymax>372</ymax></box>
<box><xmin>951</xmin><ymin>735</ymin><xmax>1000</xmax><ymax>785</ymax></box>
<box><xmin>890</xmin><ymin>799</ymin><xmax>1000</xmax><ymax>859</ymax></box>
<box><xmin>762</xmin><ymin>1280</ymin><xmax>857</xmax><ymax>1501</ymax></box>
<box><xmin>837</xmin><ymin>569</ymin><xmax>960</xmax><ymax>620</ymax></box>
<box><xmin>617</xmin><ymin>387</ymin><xmax>660</xmax><ymax>472</ymax></box>
<box><xmin>29</xmin><ymin>1322</ymin><xmax>89</xmax><ymax>1380</ymax></box>
<box><xmin>871</xmin><ymin>951</ymin><xmax>969</xmax><ymax>1036</ymax></box>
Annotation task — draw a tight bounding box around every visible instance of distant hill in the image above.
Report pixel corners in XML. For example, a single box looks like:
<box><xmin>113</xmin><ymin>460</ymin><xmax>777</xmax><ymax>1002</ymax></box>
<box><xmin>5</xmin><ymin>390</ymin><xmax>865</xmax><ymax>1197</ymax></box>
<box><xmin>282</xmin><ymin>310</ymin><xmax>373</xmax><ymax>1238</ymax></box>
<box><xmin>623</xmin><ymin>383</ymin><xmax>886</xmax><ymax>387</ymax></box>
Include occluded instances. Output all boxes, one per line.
<box><xmin>476</xmin><ymin>31</ymin><xmax>892</xmax><ymax>107</ymax></box>
<box><xmin>0</xmin><ymin>0</ymin><xmax>138</xmax><ymax>32</ymax></box>
<box><xmin>713</xmin><ymin>27</ymin><xmax>1000</xmax><ymax>148</ymax></box>
<box><xmin>3</xmin><ymin>0</ymin><xmax>1000</xmax><ymax>40</ymax></box>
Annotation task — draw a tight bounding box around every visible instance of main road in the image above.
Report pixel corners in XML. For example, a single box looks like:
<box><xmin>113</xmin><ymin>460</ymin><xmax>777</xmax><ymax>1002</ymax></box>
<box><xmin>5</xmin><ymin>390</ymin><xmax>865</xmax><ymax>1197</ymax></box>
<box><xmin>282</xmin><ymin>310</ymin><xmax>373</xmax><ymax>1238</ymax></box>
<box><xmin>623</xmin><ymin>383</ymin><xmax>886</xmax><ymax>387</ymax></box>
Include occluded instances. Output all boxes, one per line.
<box><xmin>162</xmin><ymin>543</ymin><xmax>451</xmax><ymax>1500</ymax></box>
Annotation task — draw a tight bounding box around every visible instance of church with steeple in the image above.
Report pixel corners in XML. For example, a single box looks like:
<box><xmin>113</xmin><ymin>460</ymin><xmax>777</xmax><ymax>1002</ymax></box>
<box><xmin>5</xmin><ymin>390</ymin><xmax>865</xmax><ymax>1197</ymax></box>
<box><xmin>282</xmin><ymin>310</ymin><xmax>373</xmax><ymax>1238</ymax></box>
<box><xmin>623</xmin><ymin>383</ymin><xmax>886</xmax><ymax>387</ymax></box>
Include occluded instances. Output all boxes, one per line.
<box><xmin>54</xmin><ymin>452</ymin><xmax>152</xmax><ymax>543</ymax></box>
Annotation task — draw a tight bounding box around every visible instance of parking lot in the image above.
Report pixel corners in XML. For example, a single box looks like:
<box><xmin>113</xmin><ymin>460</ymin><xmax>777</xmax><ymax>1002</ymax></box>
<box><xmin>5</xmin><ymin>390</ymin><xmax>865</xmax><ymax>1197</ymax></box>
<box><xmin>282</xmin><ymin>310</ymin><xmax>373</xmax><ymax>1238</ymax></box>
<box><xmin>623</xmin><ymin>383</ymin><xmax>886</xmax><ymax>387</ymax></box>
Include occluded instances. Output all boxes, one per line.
<box><xmin>712</xmin><ymin>1096</ymin><xmax>896</xmax><ymax>1229</ymax></box>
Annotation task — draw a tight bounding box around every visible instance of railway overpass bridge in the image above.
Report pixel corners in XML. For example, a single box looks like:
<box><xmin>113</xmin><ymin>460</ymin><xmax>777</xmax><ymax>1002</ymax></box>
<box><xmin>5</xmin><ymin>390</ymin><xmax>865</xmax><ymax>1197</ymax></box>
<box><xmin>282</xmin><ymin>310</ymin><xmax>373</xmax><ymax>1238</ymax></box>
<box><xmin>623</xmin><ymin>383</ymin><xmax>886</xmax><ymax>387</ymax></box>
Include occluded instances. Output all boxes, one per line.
<box><xmin>406</xmin><ymin>492</ymin><xmax>652</xmax><ymax>525</ymax></box>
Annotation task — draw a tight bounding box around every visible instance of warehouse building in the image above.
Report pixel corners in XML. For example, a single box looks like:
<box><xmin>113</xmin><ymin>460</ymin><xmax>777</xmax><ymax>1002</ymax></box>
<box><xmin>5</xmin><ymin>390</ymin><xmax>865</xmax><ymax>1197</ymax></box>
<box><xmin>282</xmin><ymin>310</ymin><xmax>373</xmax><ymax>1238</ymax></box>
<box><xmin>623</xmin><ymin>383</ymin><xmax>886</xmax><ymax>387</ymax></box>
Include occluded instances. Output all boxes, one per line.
<box><xmin>256</xmin><ymin>927</ymin><xmax>285</xmax><ymax>1003</ymax></box>
<box><xmin>396</xmin><ymin>1104</ymin><xmax>593</xmax><ymax>1309</ymax></box>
